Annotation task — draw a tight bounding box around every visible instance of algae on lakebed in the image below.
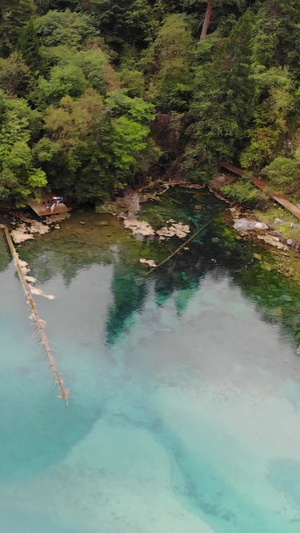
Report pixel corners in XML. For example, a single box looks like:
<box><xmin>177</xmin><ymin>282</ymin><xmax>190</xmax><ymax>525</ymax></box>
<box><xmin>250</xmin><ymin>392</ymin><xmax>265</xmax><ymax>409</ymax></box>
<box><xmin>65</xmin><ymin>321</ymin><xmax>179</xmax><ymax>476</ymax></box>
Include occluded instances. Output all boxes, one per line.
<box><xmin>17</xmin><ymin>189</ymin><xmax>300</xmax><ymax>349</ymax></box>
<box><xmin>0</xmin><ymin>231</ymin><xmax>10</xmax><ymax>273</ymax></box>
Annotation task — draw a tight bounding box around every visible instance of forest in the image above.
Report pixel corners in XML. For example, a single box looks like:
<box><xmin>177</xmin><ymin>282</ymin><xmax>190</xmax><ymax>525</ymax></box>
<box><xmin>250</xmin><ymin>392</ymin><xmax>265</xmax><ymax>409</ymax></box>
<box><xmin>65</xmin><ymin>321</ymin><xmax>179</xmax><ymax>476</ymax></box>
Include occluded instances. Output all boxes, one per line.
<box><xmin>0</xmin><ymin>0</ymin><xmax>299</xmax><ymax>206</ymax></box>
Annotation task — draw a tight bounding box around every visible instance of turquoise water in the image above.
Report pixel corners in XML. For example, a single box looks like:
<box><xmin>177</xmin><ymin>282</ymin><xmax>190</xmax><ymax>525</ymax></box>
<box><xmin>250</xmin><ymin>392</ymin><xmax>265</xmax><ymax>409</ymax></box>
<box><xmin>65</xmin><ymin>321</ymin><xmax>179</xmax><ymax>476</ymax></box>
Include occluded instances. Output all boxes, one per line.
<box><xmin>1</xmin><ymin>194</ymin><xmax>300</xmax><ymax>532</ymax></box>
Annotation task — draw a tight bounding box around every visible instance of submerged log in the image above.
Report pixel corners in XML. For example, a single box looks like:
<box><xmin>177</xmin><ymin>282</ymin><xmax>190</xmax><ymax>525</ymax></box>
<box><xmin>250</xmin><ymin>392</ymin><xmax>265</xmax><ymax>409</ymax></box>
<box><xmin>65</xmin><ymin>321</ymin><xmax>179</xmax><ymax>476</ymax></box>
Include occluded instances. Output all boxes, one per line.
<box><xmin>2</xmin><ymin>225</ymin><xmax>69</xmax><ymax>404</ymax></box>
<box><xmin>146</xmin><ymin>220</ymin><xmax>212</xmax><ymax>275</ymax></box>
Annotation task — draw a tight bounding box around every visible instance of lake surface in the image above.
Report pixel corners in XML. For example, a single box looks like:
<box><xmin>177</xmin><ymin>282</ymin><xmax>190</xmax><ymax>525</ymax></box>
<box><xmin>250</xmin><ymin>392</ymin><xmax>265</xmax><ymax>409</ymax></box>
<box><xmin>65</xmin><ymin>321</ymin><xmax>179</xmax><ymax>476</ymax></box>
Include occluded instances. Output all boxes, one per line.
<box><xmin>1</xmin><ymin>190</ymin><xmax>300</xmax><ymax>532</ymax></box>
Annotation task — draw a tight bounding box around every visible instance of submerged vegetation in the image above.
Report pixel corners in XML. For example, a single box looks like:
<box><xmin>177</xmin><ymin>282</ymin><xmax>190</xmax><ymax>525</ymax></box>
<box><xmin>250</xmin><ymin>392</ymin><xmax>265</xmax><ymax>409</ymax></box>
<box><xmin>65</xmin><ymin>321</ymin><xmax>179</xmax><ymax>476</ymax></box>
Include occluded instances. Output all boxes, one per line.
<box><xmin>0</xmin><ymin>1</ymin><xmax>299</xmax><ymax>205</ymax></box>
<box><xmin>9</xmin><ymin>189</ymin><xmax>299</xmax><ymax>349</ymax></box>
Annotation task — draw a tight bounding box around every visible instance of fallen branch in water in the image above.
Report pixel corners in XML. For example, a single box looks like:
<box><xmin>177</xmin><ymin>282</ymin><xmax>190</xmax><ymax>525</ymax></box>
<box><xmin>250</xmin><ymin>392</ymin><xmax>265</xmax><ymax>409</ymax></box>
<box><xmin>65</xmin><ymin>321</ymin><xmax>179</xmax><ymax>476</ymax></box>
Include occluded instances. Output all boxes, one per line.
<box><xmin>145</xmin><ymin>219</ymin><xmax>213</xmax><ymax>276</ymax></box>
<box><xmin>2</xmin><ymin>225</ymin><xmax>69</xmax><ymax>404</ymax></box>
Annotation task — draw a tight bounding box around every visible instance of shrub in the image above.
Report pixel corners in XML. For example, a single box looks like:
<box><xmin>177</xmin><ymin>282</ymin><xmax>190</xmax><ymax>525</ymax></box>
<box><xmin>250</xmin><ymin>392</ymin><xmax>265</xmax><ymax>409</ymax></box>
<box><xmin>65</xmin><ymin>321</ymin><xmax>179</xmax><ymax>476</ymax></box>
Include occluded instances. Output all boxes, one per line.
<box><xmin>262</xmin><ymin>157</ymin><xmax>299</xmax><ymax>188</ymax></box>
<box><xmin>222</xmin><ymin>179</ymin><xmax>262</xmax><ymax>208</ymax></box>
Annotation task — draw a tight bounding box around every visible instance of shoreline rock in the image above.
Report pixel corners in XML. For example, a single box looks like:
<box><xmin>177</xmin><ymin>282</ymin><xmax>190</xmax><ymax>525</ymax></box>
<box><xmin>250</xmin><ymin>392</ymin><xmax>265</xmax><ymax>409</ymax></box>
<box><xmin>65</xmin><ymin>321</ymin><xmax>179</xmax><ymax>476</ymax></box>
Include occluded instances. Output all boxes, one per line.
<box><xmin>10</xmin><ymin>220</ymin><xmax>50</xmax><ymax>244</ymax></box>
<box><xmin>233</xmin><ymin>218</ymin><xmax>268</xmax><ymax>232</ymax></box>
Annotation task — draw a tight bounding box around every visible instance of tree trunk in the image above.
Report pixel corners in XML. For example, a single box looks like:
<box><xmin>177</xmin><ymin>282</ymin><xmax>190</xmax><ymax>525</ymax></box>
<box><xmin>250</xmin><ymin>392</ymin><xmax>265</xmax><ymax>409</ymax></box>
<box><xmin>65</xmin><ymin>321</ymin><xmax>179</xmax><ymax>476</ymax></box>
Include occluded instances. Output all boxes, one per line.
<box><xmin>200</xmin><ymin>0</ymin><xmax>214</xmax><ymax>41</ymax></box>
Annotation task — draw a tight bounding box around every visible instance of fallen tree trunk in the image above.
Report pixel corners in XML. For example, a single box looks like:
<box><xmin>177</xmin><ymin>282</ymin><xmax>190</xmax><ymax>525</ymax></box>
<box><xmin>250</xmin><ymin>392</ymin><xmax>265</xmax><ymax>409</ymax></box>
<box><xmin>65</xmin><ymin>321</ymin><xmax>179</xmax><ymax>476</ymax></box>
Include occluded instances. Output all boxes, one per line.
<box><xmin>2</xmin><ymin>225</ymin><xmax>69</xmax><ymax>404</ymax></box>
<box><xmin>146</xmin><ymin>219</ymin><xmax>212</xmax><ymax>276</ymax></box>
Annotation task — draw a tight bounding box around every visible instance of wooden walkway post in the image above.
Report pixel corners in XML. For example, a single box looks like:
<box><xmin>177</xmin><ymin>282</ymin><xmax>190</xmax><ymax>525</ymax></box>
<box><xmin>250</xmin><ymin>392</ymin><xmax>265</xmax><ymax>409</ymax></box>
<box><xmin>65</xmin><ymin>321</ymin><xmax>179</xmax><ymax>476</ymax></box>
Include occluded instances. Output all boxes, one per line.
<box><xmin>2</xmin><ymin>225</ymin><xmax>69</xmax><ymax>404</ymax></box>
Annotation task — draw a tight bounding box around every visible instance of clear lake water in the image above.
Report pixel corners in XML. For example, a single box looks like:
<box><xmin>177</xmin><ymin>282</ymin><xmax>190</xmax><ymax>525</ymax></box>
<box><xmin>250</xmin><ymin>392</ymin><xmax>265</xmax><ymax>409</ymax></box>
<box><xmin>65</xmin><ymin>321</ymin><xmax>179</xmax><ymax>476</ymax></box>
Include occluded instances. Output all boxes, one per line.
<box><xmin>1</xmin><ymin>189</ymin><xmax>300</xmax><ymax>532</ymax></box>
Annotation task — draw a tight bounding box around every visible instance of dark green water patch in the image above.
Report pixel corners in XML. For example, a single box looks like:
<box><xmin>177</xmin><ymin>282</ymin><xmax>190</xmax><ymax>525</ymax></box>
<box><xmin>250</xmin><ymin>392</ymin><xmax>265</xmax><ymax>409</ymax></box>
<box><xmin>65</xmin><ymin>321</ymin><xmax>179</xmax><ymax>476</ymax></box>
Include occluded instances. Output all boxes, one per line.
<box><xmin>0</xmin><ymin>232</ymin><xmax>10</xmax><ymax>273</ymax></box>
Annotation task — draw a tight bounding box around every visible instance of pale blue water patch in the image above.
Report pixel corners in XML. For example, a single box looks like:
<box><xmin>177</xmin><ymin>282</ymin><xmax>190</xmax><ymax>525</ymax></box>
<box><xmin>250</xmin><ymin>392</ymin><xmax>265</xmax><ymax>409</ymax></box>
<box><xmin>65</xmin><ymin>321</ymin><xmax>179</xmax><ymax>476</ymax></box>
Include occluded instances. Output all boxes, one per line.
<box><xmin>1</xmin><ymin>210</ymin><xmax>300</xmax><ymax>532</ymax></box>
<box><xmin>0</xmin><ymin>263</ymin><xmax>102</xmax><ymax>485</ymax></box>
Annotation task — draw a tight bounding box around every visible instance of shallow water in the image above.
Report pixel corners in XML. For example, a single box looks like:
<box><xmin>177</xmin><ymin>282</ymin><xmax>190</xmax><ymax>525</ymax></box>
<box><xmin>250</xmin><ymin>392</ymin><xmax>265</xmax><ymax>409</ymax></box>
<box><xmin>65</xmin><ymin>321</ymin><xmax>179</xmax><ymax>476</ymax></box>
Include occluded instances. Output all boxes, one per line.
<box><xmin>1</xmin><ymin>192</ymin><xmax>300</xmax><ymax>532</ymax></box>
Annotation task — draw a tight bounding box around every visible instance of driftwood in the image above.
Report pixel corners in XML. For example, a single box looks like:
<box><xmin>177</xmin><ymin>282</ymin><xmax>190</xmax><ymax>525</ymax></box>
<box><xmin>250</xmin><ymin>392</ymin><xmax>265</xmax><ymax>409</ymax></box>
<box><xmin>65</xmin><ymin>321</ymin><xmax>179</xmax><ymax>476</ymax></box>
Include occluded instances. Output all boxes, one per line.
<box><xmin>137</xmin><ymin>177</ymin><xmax>206</xmax><ymax>195</ymax></box>
<box><xmin>146</xmin><ymin>219</ymin><xmax>212</xmax><ymax>276</ymax></box>
<box><xmin>2</xmin><ymin>225</ymin><xmax>69</xmax><ymax>404</ymax></box>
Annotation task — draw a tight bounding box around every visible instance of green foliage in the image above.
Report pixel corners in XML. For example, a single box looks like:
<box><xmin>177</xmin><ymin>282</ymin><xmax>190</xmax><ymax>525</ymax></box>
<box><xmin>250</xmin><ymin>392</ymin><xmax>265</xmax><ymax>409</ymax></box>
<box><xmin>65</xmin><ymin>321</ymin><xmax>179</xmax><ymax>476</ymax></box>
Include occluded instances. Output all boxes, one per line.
<box><xmin>106</xmin><ymin>91</ymin><xmax>155</xmax><ymax>123</ymax></box>
<box><xmin>72</xmin><ymin>49</ymin><xmax>109</xmax><ymax>94</ymax></box>
<box><xmin>222</xmin><ymin>179</ymin><xmax>261</xmax><ymax>207</ymax></box>
<box><xmin>183</xmin><ymin>0</ymin><xmax>256</xmax><ymax>37</ymax></box>
<box><xmin>17</xmin><ymin>20</ymin><xmax>42</xmax><ymax>73</ymax></box>
<box><xmin>36</xmin><ymin>0</ymin><xmax>81</xmax><ymax>14</ymax></box>
<box><xmin>252</xmin><ymin>0</ymin><xmax>300</xmax><ymax>74</ymax></box>
<box><xmin>81</xmin><ymin>0</ymin><xmax>151</xmax><ymax>51</ymax></box>
<box><xmin>121</xmin><ymin>69</ymin><xmax>145</xmax><ymax>98</ymax></box>
<box><xmin>35</xmin><ymin>9</ymin><xmax>98</xmax><ymax>48</ymax></box>
<box><xmin>2</xmin><ymin>141</ymin><xmax>47</xmax><ymax>195</ymax></box>
<box><xmin>0</xmin><ymin>95</ymin><xmax>33</xmax><ymax>159</ymax></box>
<box><xmin>32</xmin><ymin>44</ymin><xmax>112</xmax><ymax>106</ymax></box>
<box><xmin>262</xmin><ymin>157</ymin><xmax>299</xmax><ymax>189</ymax></box>
<box><xmin>33</xmin><ymin>89</ymin><xmax>157</xmax><ymax>201</ymax></box>
<box><xmin>30</xmin><ymin>63</ymin><xmax>88</xmax><ymax>108</ymax></box>
<box><xmin>143</xmin><ymin>14</ymin><xmax>195</xmax><ymax>112</ymax></box>
<box><xmin>0</xmin><ymin>53</ymin><xmax>33</xmax><ymax>96</ymax></box>
<box><xmin>0</xmin><ymin>92</ymin><xmax>46</xmax><ymax>199</ymax></box>
<box><xmin>241</xmin><ymin>67</ymin><xmax>295</xmax><ymax>169</ymax></box>
<box><xmin>0</xmin><ymin>0</ymin><xmax>36</xmax><ymax>55</ymax></box>
<box><xmin>187</xmin><ymin>10</ymin><xmax>255</xmax><ymax>180</ymax></box>
<box><xmin>1</xmin><ymin>0</ymin><xmax>300</xmax><ymax>205</ymax></box>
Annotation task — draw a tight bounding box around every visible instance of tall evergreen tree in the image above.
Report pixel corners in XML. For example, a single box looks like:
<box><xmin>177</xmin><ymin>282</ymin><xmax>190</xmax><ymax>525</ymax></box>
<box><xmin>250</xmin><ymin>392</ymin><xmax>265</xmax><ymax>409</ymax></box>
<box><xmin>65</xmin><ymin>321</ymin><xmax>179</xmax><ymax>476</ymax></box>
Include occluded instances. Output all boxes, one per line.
<box><xmin>36</xmin><ymin>0</ymin><xmax>81</xmax><ymax>15</ymax></box>
<box><xmin>0</xmin><ymin>0</ymin><xmax>35</xmax><ymax>55</ymax></box>
<box><xmin>186</xmin><ymin>10</ymin><xmax>255</xmax><ymax>179</ymax></box>
<box><xmin>253</xmin><ymin>0</ymin><xmax>300</xmax><ymax>76</ymax></box>
<box><xmin>17</xmin><ymin>21</ymin><xmax>42</xmax><ymax>74</ymax></box>
<box><xmin>81</xmin><ymin>0</ymin><xmax>151</xmax><ymax>51</ymax></box>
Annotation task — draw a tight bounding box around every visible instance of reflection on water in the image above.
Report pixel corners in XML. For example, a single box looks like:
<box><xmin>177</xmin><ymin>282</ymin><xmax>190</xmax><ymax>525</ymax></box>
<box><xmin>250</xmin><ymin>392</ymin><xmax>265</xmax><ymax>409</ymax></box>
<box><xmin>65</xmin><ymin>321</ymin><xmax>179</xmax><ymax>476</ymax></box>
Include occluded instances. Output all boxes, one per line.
<box><xmin>1</xmin><ymin>190</ymin><xmax>300</xmax><ymax>532</ymax></box>
<box><xmin>18</xmin><ymin>189</ymin><xmax>300</xmax><ymax>347</ymax></box>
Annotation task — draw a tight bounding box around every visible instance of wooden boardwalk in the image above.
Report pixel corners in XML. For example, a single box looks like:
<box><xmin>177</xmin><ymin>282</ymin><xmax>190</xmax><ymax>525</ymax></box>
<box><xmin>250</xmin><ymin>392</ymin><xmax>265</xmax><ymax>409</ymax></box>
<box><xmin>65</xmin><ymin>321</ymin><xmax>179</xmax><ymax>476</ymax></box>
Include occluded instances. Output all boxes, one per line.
<box><xmin>221</xmin><ymin>162</ymin><xmax>300</xmax><ymax>221</ymax></box>
<box><xmin>28</xmin><ymin>197</ymin><xmax>70</xmax><ymax>217</ymax></box>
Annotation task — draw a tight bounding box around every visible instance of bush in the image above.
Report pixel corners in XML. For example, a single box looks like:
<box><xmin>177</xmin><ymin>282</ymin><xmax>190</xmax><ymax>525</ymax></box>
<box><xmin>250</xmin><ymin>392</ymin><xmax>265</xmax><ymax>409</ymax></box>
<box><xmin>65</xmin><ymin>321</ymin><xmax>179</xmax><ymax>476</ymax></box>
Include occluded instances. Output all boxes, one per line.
<box><xmin>262</xmin><ymin>157</ymin><xmax>299</xmax><ymax>188</ymax></box>
<box><xmin>35</xmin><ymin>9</ymin><xmax>98</xmax><ymax>48</ymax></box>
<box><xmin>222</xmin><ymin>179</ymin><xmax>262</xmax><ymax>208</ymax></box>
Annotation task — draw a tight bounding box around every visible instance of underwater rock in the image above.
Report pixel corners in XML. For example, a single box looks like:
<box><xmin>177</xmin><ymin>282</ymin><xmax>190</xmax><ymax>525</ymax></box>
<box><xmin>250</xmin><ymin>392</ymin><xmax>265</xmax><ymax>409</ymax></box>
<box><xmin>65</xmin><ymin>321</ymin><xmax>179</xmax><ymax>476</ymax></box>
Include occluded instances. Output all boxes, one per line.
<box><xmin>139</xmin><ymin>258</ymin><xmax>157</xmax><ymax>268</ymax></box>
<box><xmin>157</xmin><ymin>222</ymin><xmax>190</xmax><ymax>240</ymax></box>
<box><xmin>123</xmin><ymin>218</ymin><xmax>155</xmax><ymax>238</ymax></box>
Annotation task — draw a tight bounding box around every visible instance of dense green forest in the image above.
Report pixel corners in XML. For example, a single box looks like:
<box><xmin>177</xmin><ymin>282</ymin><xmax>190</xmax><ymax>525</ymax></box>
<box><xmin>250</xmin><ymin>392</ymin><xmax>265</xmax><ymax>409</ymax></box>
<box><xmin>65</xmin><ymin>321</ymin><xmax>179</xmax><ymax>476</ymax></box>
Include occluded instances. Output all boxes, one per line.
<box><xmin>0</xmin><ymin>0</ymin><xmax>299</xmax><ymax>205</ymax></box>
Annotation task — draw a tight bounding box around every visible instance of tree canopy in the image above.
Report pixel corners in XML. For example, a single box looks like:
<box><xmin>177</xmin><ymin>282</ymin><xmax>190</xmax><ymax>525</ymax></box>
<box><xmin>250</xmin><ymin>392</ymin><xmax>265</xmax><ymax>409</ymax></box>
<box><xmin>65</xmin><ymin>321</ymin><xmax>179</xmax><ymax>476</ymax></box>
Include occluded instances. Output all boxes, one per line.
<box><xmin>0</xmin><ymin>0</ymin><xmax>299</xmax><ymax>203</ymax></box>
